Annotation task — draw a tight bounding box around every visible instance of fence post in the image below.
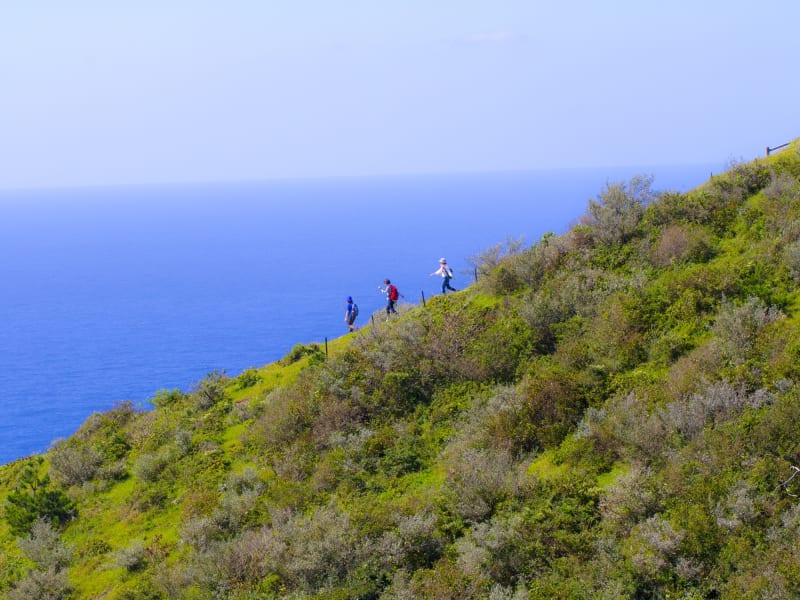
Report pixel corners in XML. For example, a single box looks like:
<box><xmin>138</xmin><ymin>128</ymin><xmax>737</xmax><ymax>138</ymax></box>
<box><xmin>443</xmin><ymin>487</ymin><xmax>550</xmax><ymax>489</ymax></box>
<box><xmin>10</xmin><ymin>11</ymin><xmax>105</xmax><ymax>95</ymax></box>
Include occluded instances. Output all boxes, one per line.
<box><xmin>421</xmin><ymin>290</ymin><xmax>426</xmax><ymax>307</ymax></box>
<box><xmin>324</xmin><ymin>337</ymin><xmax>328</xmax><ymax>359</ymax></box>
<box><xmin>474</xmin><ymin>267</ymin><xmax>479</xmax><ymax>282</ymax></box>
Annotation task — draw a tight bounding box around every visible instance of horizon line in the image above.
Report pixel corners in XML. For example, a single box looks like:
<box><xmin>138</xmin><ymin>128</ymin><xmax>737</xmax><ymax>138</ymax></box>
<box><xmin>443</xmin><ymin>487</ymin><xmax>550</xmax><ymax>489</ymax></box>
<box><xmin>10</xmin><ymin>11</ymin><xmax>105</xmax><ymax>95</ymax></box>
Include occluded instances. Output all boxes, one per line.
<box><xmin>0</xmin><ymin>161</ymin><xmax>722</xmax><ymax>195</ymax></box>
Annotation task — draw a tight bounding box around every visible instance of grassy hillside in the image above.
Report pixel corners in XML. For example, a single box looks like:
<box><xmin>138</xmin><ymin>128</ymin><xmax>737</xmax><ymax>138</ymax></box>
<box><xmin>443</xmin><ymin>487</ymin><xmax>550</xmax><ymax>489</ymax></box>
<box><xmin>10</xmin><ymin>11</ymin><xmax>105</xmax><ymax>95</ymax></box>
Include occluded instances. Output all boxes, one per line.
<box><xmin>3</xmin><ymin>141</ymin><xmax>800</xmax><ymax>599</ymax></box>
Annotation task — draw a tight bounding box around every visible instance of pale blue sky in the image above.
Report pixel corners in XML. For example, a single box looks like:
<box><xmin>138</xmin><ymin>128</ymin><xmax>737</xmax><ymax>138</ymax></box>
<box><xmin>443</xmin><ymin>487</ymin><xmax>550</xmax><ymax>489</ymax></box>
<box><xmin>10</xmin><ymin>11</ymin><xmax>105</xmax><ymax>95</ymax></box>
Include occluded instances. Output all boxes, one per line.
<box><xmin>0</xmin><ymin>1</ymin><xmax>797</xmax><ymax>188</ymax></box>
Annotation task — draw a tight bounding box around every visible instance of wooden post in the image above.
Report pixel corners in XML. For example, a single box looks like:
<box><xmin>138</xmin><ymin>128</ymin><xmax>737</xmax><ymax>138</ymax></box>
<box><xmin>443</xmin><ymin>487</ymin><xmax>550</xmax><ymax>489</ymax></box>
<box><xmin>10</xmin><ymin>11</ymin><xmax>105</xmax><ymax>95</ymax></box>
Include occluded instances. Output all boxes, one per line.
<box><xmin>421</xmin><ymin>290</ymin><xmax>426</xmax><ymax>307</ymax></box>
<box><xmin>371</xmin><ymin>315</ymin><xmax>375</xmax><ymax>327</ymax></box>
<box><xmin>324</xmin><ymin>337</ymin><xmax>328</xmax><ymax>359</ymax></box>
<box><xmin>474</xmin><ymin>267</ymin><xmax>479</xmax><ymax>282</ymax></box>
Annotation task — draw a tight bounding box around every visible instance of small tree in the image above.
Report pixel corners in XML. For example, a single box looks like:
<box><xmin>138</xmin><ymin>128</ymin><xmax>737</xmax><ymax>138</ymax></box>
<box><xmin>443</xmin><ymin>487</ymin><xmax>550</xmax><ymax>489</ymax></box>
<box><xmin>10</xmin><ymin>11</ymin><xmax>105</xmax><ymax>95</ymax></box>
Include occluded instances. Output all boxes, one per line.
<box><xmin>4</xmin><ymin>460</ymin><xmax>76</xmax><ymax>537</ymax></box>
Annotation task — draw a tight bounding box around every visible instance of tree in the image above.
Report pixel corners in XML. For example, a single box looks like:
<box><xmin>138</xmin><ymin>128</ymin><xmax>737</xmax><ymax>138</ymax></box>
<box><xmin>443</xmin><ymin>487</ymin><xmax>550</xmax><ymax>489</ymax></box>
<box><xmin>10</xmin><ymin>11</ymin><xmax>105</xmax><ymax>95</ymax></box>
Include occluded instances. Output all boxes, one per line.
<box><xmin>4</xmin><ymin>460</ymin><xmax>76</xmax><ymax>537</ymax></box>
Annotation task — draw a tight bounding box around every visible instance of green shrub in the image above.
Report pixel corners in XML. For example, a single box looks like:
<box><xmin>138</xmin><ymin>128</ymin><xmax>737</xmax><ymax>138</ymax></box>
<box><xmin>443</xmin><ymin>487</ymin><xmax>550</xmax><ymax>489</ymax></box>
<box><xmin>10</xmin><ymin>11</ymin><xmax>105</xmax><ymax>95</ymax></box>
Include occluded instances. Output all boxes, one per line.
<box><xmin>4</xmin><ymin>461</ymin><xmax>76</xmax><ymax>537</ymax></box>
<box><xmin>192</xmin><ymin>370</ymin><xmax>228</xmax><ymax>409</ymax></box>
<box><xmin>281</xmin><ymin>343</ymin><xmax>324</xmax><ymax>366</ymax></box>
<box><xmin>151</xmin><ymin>388</ymin><xmax>185</xmax><ymax>408</ymax></box>
<box><xmin>581</xmin><ymin>175</ymin><xmax>654</xmax><ymax>245</ymax></box>
<box><xmin>236</xmin><ymin>367</ymin><xmax>261</xmax><ymax>390</ymax></box>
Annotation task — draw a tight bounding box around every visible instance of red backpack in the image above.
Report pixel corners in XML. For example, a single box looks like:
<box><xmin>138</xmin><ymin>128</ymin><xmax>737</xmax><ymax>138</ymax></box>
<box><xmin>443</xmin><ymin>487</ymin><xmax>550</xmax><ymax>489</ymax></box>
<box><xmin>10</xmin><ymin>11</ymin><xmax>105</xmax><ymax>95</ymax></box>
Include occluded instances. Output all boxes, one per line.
<box><xmin>388</xmin><ymin>284</ymin><xmax>399</xmax><ymax>301</ymax></box>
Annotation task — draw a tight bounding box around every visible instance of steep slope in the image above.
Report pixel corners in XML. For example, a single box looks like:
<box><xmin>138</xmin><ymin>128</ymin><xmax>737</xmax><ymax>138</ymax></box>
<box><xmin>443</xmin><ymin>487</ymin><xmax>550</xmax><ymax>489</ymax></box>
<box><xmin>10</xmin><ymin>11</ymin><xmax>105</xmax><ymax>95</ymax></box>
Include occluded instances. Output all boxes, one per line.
<box><xmin>2</xmin><ymin>141</ymin><xmax>800</xmax><ymax>599</ymax></box>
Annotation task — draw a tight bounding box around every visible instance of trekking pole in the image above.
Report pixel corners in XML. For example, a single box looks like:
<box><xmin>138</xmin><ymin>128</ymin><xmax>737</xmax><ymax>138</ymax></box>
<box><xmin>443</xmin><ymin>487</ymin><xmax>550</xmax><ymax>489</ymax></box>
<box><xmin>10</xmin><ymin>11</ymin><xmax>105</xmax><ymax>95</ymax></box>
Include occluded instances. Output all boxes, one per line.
<box><xmin>421</xmin><ymin>290</ymin><xmax>426</xmax><ymax>307</ymax></box>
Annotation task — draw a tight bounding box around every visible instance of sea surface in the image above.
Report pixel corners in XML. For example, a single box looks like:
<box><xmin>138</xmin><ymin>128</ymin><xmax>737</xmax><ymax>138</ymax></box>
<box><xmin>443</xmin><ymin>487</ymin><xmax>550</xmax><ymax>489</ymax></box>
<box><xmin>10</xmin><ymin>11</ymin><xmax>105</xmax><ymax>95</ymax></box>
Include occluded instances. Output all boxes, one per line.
<box><xmin>0</xmin><ymin>166</ymin><xmax>716</xmax><ymax>464</ymax></box>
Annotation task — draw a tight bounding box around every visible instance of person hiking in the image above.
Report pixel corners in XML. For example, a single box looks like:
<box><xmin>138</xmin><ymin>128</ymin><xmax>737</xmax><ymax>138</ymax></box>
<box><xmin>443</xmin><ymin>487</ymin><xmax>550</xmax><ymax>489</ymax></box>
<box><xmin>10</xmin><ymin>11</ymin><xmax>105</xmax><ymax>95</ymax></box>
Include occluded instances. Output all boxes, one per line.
<box><xmin>344</xmin><ymin>296</ymin><xmax>358</xmax><ymax>332</ymax></box>
<box><xmin>378</xmin><ymin>278</ymin><xmax>401</xmax><ymax>319</ymax></box>
<box><xmin>430</xmin><ymin>257</ymin><xmax>457</xmax><ymax>293</ymax></box>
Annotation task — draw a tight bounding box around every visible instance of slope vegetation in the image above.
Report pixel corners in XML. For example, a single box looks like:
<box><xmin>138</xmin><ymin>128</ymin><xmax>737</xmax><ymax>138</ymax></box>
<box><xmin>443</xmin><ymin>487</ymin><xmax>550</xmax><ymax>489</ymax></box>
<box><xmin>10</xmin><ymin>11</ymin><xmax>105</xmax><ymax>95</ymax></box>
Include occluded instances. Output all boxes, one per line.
<box><xmin>3</xmin><ymin>142</ymin><xmax>800</xmax><ymax>599</ymax></box>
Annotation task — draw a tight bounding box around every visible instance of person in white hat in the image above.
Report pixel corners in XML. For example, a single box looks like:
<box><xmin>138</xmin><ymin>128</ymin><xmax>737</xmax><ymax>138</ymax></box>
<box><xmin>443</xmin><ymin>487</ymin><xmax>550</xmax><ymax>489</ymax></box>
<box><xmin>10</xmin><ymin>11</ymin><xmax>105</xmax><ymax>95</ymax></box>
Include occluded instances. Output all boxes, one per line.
<box><xmin>430</xmin><ymin>258</ymin><xmax>456</xmax><ymax>294</ymax></box>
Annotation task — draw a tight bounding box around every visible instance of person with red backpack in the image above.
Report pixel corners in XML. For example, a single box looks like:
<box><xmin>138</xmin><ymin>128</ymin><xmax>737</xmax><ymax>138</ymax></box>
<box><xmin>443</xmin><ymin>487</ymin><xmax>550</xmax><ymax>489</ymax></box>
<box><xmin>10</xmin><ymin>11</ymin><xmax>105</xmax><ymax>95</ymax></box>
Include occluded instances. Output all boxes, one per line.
<box><xmin>379</xmin><ymin>278</ymin><xmax>401</xmax><ymax>319</ymax></box>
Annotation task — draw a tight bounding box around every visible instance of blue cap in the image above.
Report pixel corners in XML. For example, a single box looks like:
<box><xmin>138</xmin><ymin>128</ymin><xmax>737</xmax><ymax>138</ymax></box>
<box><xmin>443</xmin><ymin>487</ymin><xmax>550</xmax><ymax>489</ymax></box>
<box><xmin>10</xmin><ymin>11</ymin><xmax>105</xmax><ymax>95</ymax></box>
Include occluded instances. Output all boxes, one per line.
<box><xmin>347</xmin><ymin>296</ymin><xmax>353</xmax><ymax>302</ymax></box>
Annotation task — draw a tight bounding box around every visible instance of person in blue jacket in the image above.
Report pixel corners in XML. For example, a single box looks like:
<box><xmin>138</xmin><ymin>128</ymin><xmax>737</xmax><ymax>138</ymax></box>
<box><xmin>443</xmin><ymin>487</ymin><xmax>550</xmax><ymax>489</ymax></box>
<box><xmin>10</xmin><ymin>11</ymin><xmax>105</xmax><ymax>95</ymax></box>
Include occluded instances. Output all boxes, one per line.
<box><xmin>344</xmin><ymin>296</ymin><xmax>358</xmax><ymax>332</ymax></box>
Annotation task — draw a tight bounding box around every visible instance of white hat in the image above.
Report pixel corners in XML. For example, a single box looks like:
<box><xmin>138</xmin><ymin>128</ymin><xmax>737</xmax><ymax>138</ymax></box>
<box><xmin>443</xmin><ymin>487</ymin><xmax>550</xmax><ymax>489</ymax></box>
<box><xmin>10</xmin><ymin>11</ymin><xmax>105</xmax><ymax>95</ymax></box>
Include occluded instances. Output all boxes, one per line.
<box><xmin>439</xmin><ymin>257</ymin><xmax>447</xmax><ymax>263</ymax></box>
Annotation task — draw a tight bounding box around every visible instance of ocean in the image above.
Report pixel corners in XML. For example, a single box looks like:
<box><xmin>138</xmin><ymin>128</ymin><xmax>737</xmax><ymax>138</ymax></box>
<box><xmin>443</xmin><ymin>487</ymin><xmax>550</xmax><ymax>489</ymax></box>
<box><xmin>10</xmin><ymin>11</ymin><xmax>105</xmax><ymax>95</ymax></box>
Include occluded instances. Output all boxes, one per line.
<box><xmin>0</xmin><ymin>165</ymin><xmax>715</xmax><ymax>464</ymax></box>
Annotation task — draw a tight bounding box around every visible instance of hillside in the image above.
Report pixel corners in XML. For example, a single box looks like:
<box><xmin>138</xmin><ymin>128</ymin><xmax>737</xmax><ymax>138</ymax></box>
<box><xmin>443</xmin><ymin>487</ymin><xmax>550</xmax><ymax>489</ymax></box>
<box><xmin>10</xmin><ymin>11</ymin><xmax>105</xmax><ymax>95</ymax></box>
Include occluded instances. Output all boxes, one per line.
<box><xmin>2</xmin><ymin>142</ymin><xmax>800</xmax><ymax>599</ymax></box>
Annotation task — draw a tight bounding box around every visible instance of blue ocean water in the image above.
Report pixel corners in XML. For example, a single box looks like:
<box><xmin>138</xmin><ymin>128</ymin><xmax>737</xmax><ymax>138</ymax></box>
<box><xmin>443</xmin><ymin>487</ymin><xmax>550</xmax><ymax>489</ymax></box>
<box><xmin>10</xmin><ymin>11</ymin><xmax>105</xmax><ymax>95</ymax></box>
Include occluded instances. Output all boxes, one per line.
<box><xmin>0</xmin><ymin>166</ymin><xmax>715</xmax><ymax>464</ymax></box>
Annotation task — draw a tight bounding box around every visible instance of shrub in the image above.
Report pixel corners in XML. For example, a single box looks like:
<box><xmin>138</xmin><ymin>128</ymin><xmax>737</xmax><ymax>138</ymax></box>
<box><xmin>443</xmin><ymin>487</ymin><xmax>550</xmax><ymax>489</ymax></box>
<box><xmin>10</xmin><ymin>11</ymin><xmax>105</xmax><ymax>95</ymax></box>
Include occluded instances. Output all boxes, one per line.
<box><xmin>6</xmin><ymin>566</ymin><xmax>72</xmax><ymax>600</ymax></box>
<box><xmin>132</xmin><ymin>450</ymin><xmax>170</xmax><ymax>483</ymax></box>
<box><xmin>712</xmin><ymin>296</ymin><xmax>783</xmax><ymax>368</ymax></box>
<box><xmin>191</xmin><ymin>369</ymin><xmax>228</xmax><ymax>409</ymax></box>
<box><xmin>281</xmin><ymin>343</ymin><xmax>324</xmax><ymax>366</ymax></box>
<box><xmin>626</xmin><ymin>514</ymin><xmax>685</xmax><ymax>582</ymax></box>
<box><xmin>720</xmin><ymin>157</ymin><xmax>771</xmax><ymax>197</ymax></box>
<box><xmin>599</xmin><ymin>465</ymin><xmax>662</xmax><ymax>534</ymax></box>
<box><xmin>581</xmin><ymin>175</ymin><xmax>654</xmax><ymax>245</ymax></box>
<box><xmin>214</xmin><ymin>480</ymin><xmax>263</xmax><ymax>534</ymax></box>
<box><xmin>578</xmin><ymin>393</ymin><xmax>664</xmax><ymax>460</ymax></box>
<box><xmin>783</xmin><ymin>241</ymin><xmax>800</xmax><ymax>283</ymax></box>
<box><xmin>236</xmin><ymin>367</ymin><xmax>261</xmax><ymax>390</ymax></box>
<box><xmin>47</xmin><ymin>441</ymin><xmax>103</xmax><ymax>487</ymax></box>
<box><xmin>246</xmin><ymin>384</ymin><xmax>318</xmax><ymax>454</ymax></box>
<box><xmin>456</xmin><ymin>514</ymin><xmax>526</xmax><ymax>587</ymax></box>
<box><xmin>468</xmin><ymin>236</ymin><xmax>525</xmax><ymax>283</ymax></box>
<box><xmin>483</xmin><ymin>367</ymin><xmax>584</xmax><ymax>455</ymax></box>
<box><xmin>762</xmin><ymin>172</ymin><xmax>800</xmax><ymax>241</ymax></box>
<box><xmin>378</xmin><ymin>512</ymin><xmax>445</xmax><ymax>572</ymax></box>
<box><xmin>714</xmin><ymin>482</ymin><xmax>757</xmax><ymax>531</ymax></box>
<box><xmin>151</xmin><ymin>388</ymin><xmax>185</xmax><ymax>408</ymax></box>
<box><xmin>657</xmin><ymin>382</ymin><xmax>771</xmax><ymax>444</ymax></box>
<box><xmin>189</xmin><ymin>529</ymin><xmax>282</xmax><ymax>593</ymax></box>
<box><xmin>441</xmin><ymin>443</ymin><xmax>515</xmax><ymax>523</ymax></box>
<box><xmin>651</xmin><ymin>224</ymin><xmax>715</xmax><ymax>267</ymax></box>
<box><xmin>181</xmin><ymin>516</ymin><xmax>222</xmax><ymax>551</ymax></box>
<box><xmin>114</xmin><ymin>541</ymin><xmax>147</xmax><ymax>572</ymax></box>
<box><xmin>506</xmin><ymin>232</ymin><xmax>569</xmax><ymax>290</ymax></box>
<box><xmin>17</xmin><ymin>519</ymin><xmax>73</xmax><ymax>571</ymax></box>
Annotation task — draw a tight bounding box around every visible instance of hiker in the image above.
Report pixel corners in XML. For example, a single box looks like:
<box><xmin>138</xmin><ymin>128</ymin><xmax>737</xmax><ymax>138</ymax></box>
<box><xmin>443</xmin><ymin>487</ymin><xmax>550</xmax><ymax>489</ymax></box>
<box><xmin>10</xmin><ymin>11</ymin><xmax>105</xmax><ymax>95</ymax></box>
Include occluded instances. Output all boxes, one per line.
<box><xmin>344</xmin><ymin>296</ymin><xmax>358</xmax><ymax>332</ymax></box>
<box><xmin>430</xmin><ymin>257</ymin><xmax>457</xmax><ymax>293</ymax></box>
<box><xmin>378</xmin><ymin>278</ymin><xmax>401</xmax><ymax>318</ymax></box>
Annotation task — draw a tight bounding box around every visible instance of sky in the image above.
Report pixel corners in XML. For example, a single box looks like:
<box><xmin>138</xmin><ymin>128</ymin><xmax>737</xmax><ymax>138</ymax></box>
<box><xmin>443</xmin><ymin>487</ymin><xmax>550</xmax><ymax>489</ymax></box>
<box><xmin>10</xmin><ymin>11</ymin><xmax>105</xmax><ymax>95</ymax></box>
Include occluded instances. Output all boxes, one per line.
<box><xmin>0</xmin><ymin>1</ymin><xmax>798</xmax><ymax>189</ymax></box>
